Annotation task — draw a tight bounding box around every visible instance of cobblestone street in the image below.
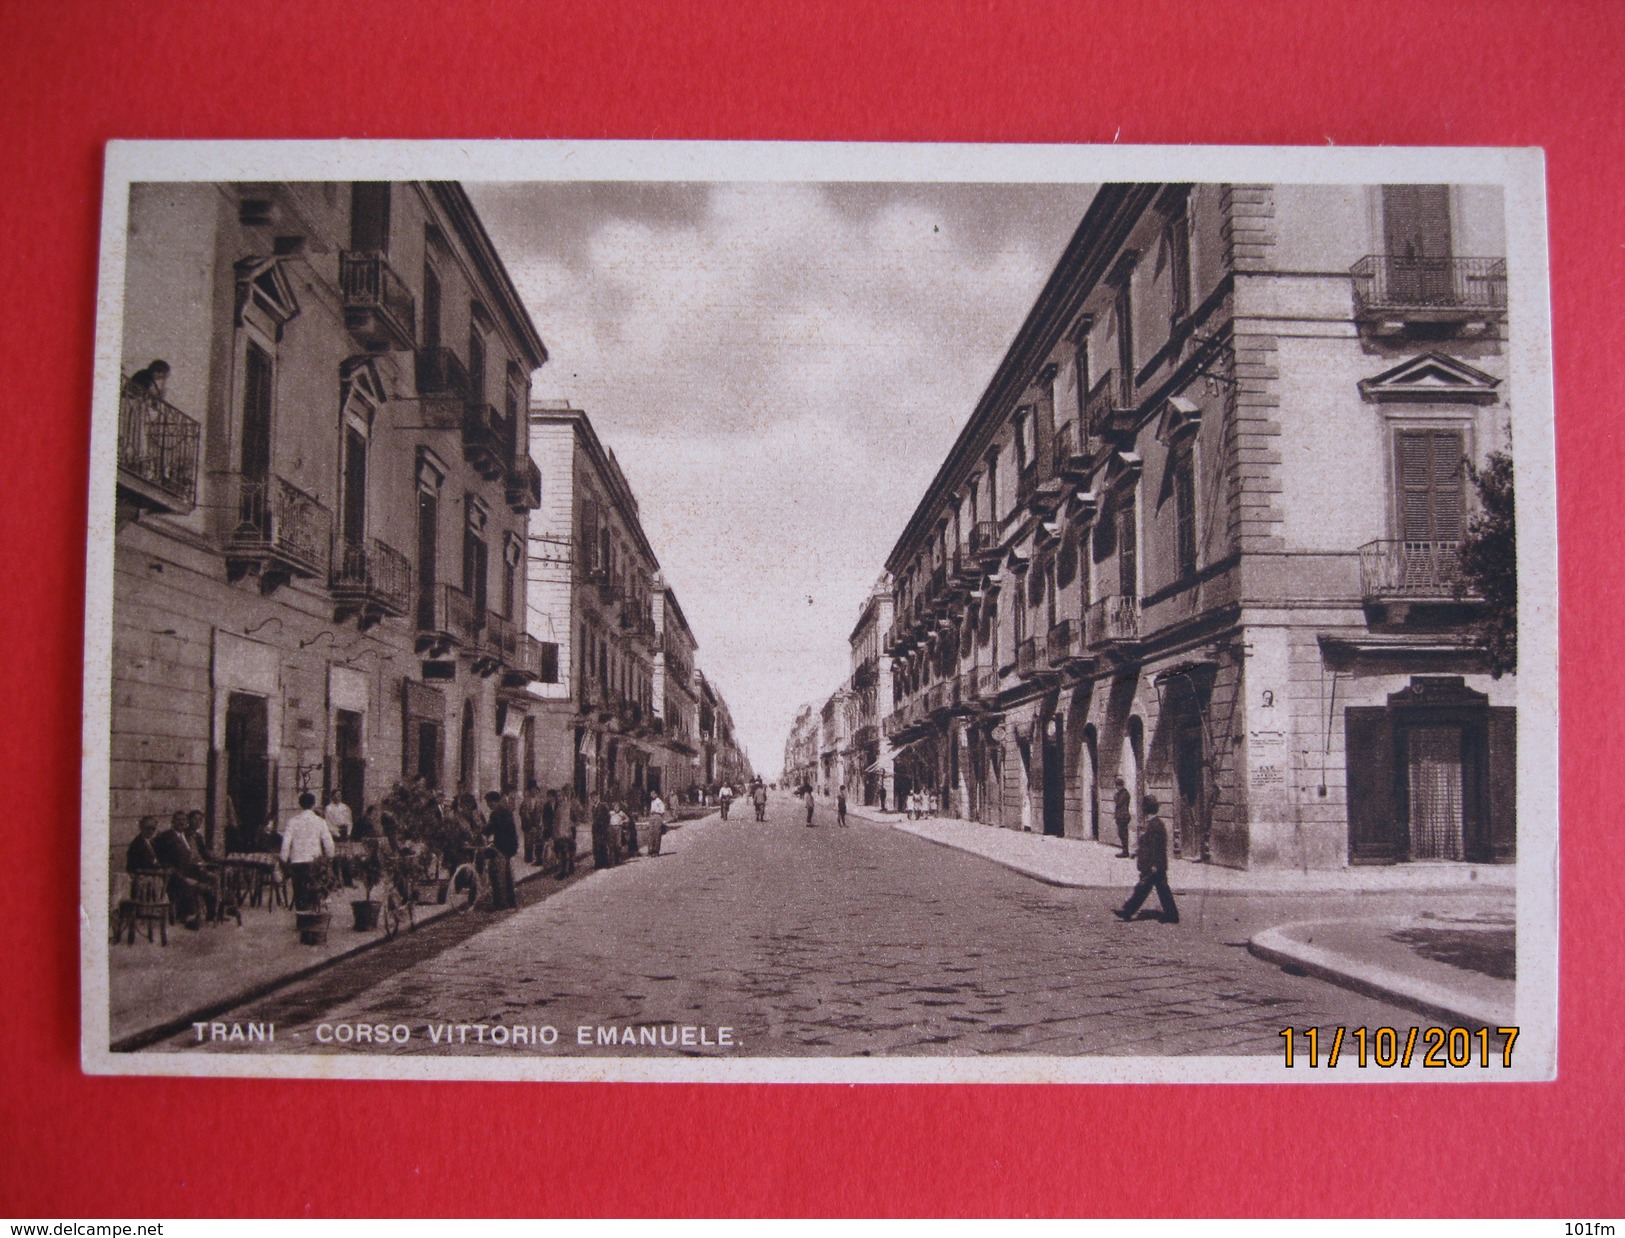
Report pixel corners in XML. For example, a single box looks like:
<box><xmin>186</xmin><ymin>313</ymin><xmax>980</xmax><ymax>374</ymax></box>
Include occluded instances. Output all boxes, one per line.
<box><xmin>166</xmin><ymin>796</ymin><xmax>1458</xmax><ymax>1059</ymax></box>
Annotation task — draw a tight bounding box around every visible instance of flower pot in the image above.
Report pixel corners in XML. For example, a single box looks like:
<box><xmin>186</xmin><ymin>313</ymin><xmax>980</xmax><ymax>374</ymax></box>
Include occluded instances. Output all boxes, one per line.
<box><xmin>295</xmin><ymin>909</ymin><xmax>331</xmax><ymax>946</ymax></box>
<box><xmin>350</xmin><ymin>899</ymin><xmax>381</xmax><ymax>932</ymax></box>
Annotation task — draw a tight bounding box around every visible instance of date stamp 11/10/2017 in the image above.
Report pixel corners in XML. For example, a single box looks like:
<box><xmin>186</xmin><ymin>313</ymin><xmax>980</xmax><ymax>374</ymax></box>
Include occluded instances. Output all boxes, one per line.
<box><xmin>1280</xmin><ymin>1026</ymin><xmax>1519</xmax><ymax>1070</ymax></box>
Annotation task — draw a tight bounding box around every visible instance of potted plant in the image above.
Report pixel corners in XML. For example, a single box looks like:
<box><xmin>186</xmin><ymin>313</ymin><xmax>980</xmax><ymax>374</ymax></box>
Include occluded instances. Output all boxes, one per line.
<box><xmin>350</xmin><ymin>841</ymin><xmax>384</xmax><ymax>932</ymax></box>
<box><xmin>294</xmin><ymin>857</ymin><xmax>338</xmax><ymax>946</ymax></box>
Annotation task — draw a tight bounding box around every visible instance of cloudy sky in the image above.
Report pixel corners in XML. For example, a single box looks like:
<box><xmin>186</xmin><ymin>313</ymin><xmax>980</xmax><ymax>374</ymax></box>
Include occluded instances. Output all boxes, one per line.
<box><xmin>467</xmin><ymin>180</ymin><xmax>1098</xmax><ymax>776</ymax></box>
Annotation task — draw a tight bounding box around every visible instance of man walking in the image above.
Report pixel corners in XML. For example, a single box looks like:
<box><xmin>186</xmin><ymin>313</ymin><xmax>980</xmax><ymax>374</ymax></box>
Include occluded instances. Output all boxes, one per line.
<box><xmin>1112</xmin><ymin>777</ymin><xmax>1133</xmax><ymax>857</ymax></box>
<box><xmin>837</xmin><ymin>786</ymin><xmax>848</xmax><ymax>827</ymax></box>
<box><xmin>1113</xmin><ymin>795</ymin><xmax>1179</xmax><ymax>924</ymax></box>
<box><xmin>752</xmin><ymin>780</ymin><xmax>767</xmax><ymax>822</ymax></box>
<box><xmin>797</xmin><ymin>781</ymin><xmax>816</xmax><ymax>827</ymax></box>
<box><xmin>483</xmin><ymin>791</ymin><xmax>519</xmax><ymax>910</ymax></box>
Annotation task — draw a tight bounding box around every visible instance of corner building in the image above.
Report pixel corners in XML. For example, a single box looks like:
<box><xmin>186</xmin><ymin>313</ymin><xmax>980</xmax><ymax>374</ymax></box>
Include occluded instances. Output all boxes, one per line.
<box><xmin>524</xmin><ymin>400</ymin><xmax>662</xmax><ymax>804</ymax></box>
<box><xmin>883</xmin><ymin>182</ymin><xmax>1514</xmax><ymax>870</ymax></box>
<box><xmin>111</xmin><ymin>181</ymin><xmax>547</xmax><ymax>853</ymax></box>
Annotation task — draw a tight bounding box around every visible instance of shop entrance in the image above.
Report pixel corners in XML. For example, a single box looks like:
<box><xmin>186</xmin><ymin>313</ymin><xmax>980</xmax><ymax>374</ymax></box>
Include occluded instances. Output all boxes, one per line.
<box><xmin>224</xmin><ymin>691</ymin><xmax>270</xmax><ymax>852</ymax></box>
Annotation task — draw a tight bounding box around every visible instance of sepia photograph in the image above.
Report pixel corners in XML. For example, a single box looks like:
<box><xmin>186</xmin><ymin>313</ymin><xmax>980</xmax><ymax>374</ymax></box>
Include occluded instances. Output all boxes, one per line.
<box><xmin>81</xmin><ymin>141</ymin><xmax>1556</xmax><ymax>1082</ymax></box>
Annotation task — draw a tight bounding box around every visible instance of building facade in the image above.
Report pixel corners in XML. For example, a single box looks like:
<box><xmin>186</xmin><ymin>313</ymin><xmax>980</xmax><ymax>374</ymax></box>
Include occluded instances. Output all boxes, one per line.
<box><xmin>846</xmin><ymin>574</ymin><xmax>895</xmax><ymax>807</ymax></box>
<box><xmin>653</xmin><ymin>581</ymin><xmax>702</xmax><ymax>800</ymax></box>
<box><xmin>882</xmin><ymin>182</ymin><xmax>1514</xmax><ymax>870</ymax></box>
<box><xmin>524</xmin><ymin>400</ymin><xmax>665</xmax><ymax>805</ymax></box>
<box><xmin>782</xmin><ymin>703</ymin><xmax>819</xmax><ymax>791</ymax></box>
<box><xmin>112</xmin><ymin>180</ymin><xmax>547</xmax><ymax>853</ymax></box>
<box><xmin>818</xmin><ymin>688</ymin><xmax>851</xmax><ymax>797</ymax></box>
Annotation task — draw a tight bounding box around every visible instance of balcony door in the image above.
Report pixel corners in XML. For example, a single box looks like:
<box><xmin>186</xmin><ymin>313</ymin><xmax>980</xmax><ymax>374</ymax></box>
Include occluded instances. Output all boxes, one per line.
<box><xmin>1382</xmin><ymin>185</ymin><xmax>1454</xmax><ymax>303</ymax></box>
<box><xmin>341</xmin><ymin>424</ymin><xmax>367</xmax><ymax>549</ymax></box>
<box><xmin>1396</xmin><ymin>429</ymin><xmax>1465</xmax><ymax>591</ymax></box>
<box><xmin>240</xmin><ymin>341</ymin><xmax>274</xmax><ymax>534</ymax></box>
<box><xmin>416</xmin><ymin>489</ymin><xmax>438</xmax><ymax>628</ymax></box>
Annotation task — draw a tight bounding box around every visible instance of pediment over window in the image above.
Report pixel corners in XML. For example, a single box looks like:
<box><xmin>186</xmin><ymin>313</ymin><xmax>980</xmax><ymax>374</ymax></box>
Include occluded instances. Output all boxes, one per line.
<box><xmin>234</xmin><ymin>257</ymin><xmax>300</xmax><ymax>334</ymax></box>
<box><xmin>1155</xmin><ymin>396</ymin><xmax>1202</xmax><ymax>445</ymax></box>
<box><xmin>341</xmin><ymin>356</ymin><xmax>388</xmax><ymax>411</ymax></box>
<box><xmin>1358</xmin><ymin>353</ymin><xmax>1501</xmax><ymax>405</ymax></box>
<box><xmin>1103</xmin><ymin>450</ymin><xmax>1143</xmax><ymax>492</ymax></box>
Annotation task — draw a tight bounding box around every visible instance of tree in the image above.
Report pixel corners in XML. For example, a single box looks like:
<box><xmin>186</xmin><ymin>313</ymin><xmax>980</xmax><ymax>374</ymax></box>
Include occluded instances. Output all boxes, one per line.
<box><xmin>1458</xmin><ymin>450</ymin><xmax>1516</xmax><ymax>677</ymax></box>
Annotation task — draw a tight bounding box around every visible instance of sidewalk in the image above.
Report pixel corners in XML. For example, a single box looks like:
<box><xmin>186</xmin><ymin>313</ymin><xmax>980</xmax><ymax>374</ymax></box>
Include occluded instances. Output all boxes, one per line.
<box><xmin>108</xmin><ymin>815</ymin><xmax>714</xmax><ymax>1050</ymax></box>
<box><xmin>841</xmin><ymin>799</ymin><xmax>1516</xmax><ymax>894</ymax></box>
<box><xmin>1249</xmin><ymin>911</ymin><xmax>1515</xmax><ymax>1028</ymax></box>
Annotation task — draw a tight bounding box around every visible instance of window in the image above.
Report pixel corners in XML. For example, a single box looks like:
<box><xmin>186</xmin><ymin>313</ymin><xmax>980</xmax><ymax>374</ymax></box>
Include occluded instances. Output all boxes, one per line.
<box><xmin>1166</xmin><ymin>200</ymin><xmax>1191</xmax><ymax>323</ymax></box>
<box><xmin>1073</xmin><ymin>322</ymin><xmax>1092</xmax><ymax>437</ymax></box>
<box><xmin>463</xmin><ymin>497</ymin><xmax>489</xmax><ymax>615</ymax></box>
<box><xmin>421</xmin><ymin>262</ymin><xmax>441</xmax><ymax>351</ymax></box>
<box><xmin>1395</xmin><ymin>429</ymin><xmax>1465</xmax><ymax>551</ymax></box>
<box><xmin>986</xmin><ymin>448</ymin><xmax>1000</xmax><ymax>521</ymax></box>
<box><xmin>468</xmin><ymin>322</ymin><xmax>486</xmax><ymax>405</ymax></box>
<box><xmin>349</xmin><ymin>183</ymin><xmax>390</xmax><ymax>252</ymax></box>
<box><xmin>341</xmin><ymin>424</ymin><xmax>367</xmax><ymax>547</ymax></box>
<box><xmin>502</xmin><ymin>536</ymin><xmax>522</xmax><ymax>618</ymax></box>
<box><xmin>1173</xmin><ymin>439</ymin><xmax>1197</xmax><ymax>577</ymax></box>
<box><xmin>240</xmin><ymin>340</ymin><xmax>274</xmax><ymax>487</ymax></box>
<box><xmin>1014</xmin><ymin>407</ymin><xmax>1032</xmax><ymax>473</ymax></box>
<box><xmin>1117</xmin><ymin>492</ymin><xmax>1138</xmax><ymax>600</ymax></box>
<box><xmin>1115</xmin><ymin>279</ymin><xmax>1135</xmax><ymax>405</ymax></box>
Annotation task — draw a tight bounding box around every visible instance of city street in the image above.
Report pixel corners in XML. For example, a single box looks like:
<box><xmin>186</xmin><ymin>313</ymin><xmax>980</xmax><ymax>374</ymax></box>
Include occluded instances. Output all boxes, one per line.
<box><xmin>162</xmin><ymin>795</ymin><xmax>1448</xmax><ymax>1059</ymax></box>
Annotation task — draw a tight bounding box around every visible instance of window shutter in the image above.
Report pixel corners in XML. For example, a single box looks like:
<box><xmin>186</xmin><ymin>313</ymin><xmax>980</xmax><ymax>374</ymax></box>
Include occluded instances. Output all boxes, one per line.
<box><xmin>1344</xmin><ymin>707</ymin><xmax>1398</xmax><ymax>862</ymax></box>
<box><xmin>1117</xmin><ymin>499</ymin><xmax>1138</xmax><ymax>599</ymax></box>
<box><xmin>1487</xmin><ymin>707</ymin><xmax>1516</xmax><ymax>862</ymax></box>
<box><xmin>1396</xmin><ymin>429</ymin><xmax>1464</xmax><ymax>544</ymax></box>
<box><xmin>1174</xmin><ymin>443</ymin><xmax>1197</xmax><ymax>577</ymax></box>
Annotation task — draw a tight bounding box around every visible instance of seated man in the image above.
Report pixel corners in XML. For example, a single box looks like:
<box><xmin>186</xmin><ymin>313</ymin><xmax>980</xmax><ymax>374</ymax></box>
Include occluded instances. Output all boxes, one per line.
<box><xmin>154</xmin><ymin>810</ymin><xmax>217</xmax><ymax>928</ymax></box>
<box><xmin>125</xmin><ymin>815</ymin><xmax>161</xmax><ymax>874</ymax></box>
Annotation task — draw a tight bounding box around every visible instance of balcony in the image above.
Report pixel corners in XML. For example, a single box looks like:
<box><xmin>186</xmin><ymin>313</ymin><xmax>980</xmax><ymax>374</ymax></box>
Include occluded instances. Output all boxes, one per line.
<box><xmin>340</xmin><ymin>252</ymin><xmax>416</xmax><ymax>351</ymax></box>
<box><xmin>956</xmin><ymin>668</ymin><xmax>983</xmax><ymax>710</ymax></box>
<box><xmin>330</xmin><ymin>535</ymin><xmax>413</xmax><ymax>628</ymax></box>
<box><xmin>926</xmin><ymin>679</ymin><xmax>958</xmax><ymax>716</ymax></box>
<box><xmin>1046</xmin><ymin>617</ymin><xmax>1088</xmax><ymax>669</ymax></box>
<box><xmin>1086</xmin><ymin>372</ymin><xmax>1133</xmax><ymax>438</ymax></box>
<box><xmin>505</xmin><ymin>456</ymin><xmax>541</xmax><ymax>512</ymax></box>
<box><xmin>472</xmin><ymin>609</ymin><xmax>517</xmax><ymax>676</ymax></box>
<box><xmin>463</xmin><ymin>401</ymin><xmax>513</xmax><ymax>481</ymax></box>
<box><xmin>1358</xmin><ymin>540</ymin><xmax>1479</xmax><ymax>617</ymax></box>
<box><xmin>1016</xmin><ymin>637</ymin><xmax>1040</xmax><ymax>679</ymax></box>
<box><xmin>1350</xmin><ymin>255</ymin><xmax>1507</xmax><ymax>333</ymax></box>
<box><xmin>1053</xmin><ymin>422</ymin><xmax>1092</xmax><ymax>483</ymax></box>
<box><xmin>1085</xmin><ymin>595</ymin><xmax>1142</xmax><ymax>653</ymax></box>
<box><xmin>968</xmin><ymin>520</ymin><xmax>1003</xmax><ymax>567</ymax></box>
<box><xmin>222</xmin><ymin>474</ymin><xmax>332</xmax><ymax>589</ymax></box>
<box><xmin>976</xmin><ymin>665</ymin><xmax>1000</xmax><ymax>701</ymax></box>
<box><xmin>416</xmin><ymin>581</ymin><xmax>477</xmax><ymax>656</ymax></box>
<box><xmin>501</xmin><ymin>632</ymin><xmax>545</xmax><ymax>687</ymax></box>
<box><xmin>117</xmin><ymin>390</ymin><xmax>200</xmax><ymax>516</ymax></box>
<box><xmin>415</xmin><ymin>345</ymin><xmax>472</xmax><ymax>400</ymax></box>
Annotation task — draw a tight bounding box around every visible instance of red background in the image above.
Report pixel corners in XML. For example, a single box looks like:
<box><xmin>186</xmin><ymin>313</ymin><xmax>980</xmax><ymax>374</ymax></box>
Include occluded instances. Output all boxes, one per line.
<box><xmin>1</xmin><ymin>0</ymin><xmax>1621</xmax><ymax>1217</ymax></box>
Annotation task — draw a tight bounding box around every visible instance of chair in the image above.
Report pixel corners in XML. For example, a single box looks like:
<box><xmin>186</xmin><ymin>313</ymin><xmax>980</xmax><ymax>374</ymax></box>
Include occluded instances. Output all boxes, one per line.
<box><xmin>113</xmin><ymin>871</ymin><xmax>171</xmax><ymax>945</ymax></box>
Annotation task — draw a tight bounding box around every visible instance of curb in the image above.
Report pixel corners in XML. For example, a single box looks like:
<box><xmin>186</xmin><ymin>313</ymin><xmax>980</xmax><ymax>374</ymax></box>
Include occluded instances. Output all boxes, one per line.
<box><xmin>1248</xmin><ymin>921</ymin><xmax>1513</xmax><ymax>1029</ymax></box>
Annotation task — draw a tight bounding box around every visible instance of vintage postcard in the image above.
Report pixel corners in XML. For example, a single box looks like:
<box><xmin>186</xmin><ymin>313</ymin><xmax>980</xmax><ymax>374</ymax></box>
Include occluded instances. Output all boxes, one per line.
<box><xmin>81</xmin><ymin>141</ymin><xmax>1557</xmax><ymax>1082</ymax></box>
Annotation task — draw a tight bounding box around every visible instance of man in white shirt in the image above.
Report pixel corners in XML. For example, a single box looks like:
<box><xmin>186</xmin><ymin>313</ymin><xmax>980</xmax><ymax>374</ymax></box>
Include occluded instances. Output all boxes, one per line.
<box><xmin>323</xmin><ymin>788</ymin><xmax>353</xmax><ymax>839</ymax></box>
<box><xmin>648</xmin><ymin>793</ymin><xmax>667</xmax><ymax>856</ymax></box>
<box><xmin>281</xmin><ymin>791</ymin><xmax>335</xmax><ymax>910</ymax></box>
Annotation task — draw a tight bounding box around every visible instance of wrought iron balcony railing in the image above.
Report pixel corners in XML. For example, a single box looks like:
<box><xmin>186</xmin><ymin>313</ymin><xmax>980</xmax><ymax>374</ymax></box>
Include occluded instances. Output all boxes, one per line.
<box><xmin>1016</xmin><ymin>636</ymin><xmax>1040</xmax><ymax>679</ymax></box>
<box><xmin>1358</xmin><ymin>540</ymin><xmax>1475</xmax><ymax>602</ymax></box>
<box><xmin>222</xmin><ymin>473</ymin><xmax>332</xmax><ymax>582</ymax></box>
<box><xmin>1085</xmin><ymin>371</ymin><xmax>1133</xmax><ymax>438</ymax></box>
<box><xmin>415</xmin><ymin>345</ymin><xmax>472</xmax><ymax>400</ymax></box>
<box><xmin>118</xmin><ymin>390</ymin><xmax>200</xmax><ymax>514</ymax></box>
<box><xmin>968</xmin><ymin>519</ymin><xmax>1002</xmax><ymax>563</ymax></box>
<box><xmin>1350</xmin><ymin>255</ymin><xmax>1507</xmax><ymax>322</ymax></box>
<box><xmin>1085</xmin><ymin>595</ymin><xmax>1141</xmax><ymax>650</ymax></box>
<box><xmin>1046</xmin><ymin>617</ymin><xmax>1081</xmax><ymax>667</ymax></box>
<box><xmin>463</xmin><ymin>401</ymin><xmax>513</xmax><ymax>481</ymax></box>
<box><xmin>331</xmin><ymin>535</ymin><xmax>413</xmax><ymax>622</ymax></box>
<box><xmin>416</xmin><ymin>581</ymin><xmax>477</xmax><ymax>651</ymax></box>
<box><xmin>505</xmin><ymin>456</ymin><xmax>541</xmax><ymax>512</ymax></box>
<box><xmin>340</xmin><ymin>252</ymin><xmax>416</xmax><ymax>351</ymax></box>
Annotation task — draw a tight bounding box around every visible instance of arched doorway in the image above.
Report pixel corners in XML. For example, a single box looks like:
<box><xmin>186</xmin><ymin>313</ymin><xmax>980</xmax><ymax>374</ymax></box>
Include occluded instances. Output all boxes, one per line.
<box><xmin>1016</xmin><ymin>734</ymin><xmax>1034</xmax><ymax>832</ymax></box>
<box><xmin>1080</xmin><ymin>724</ymin><xmax>1100</xmax><ymax>840</ymax></box>
<box><xmin>1121</xmin><ymin>715</ymin><xmax>1144</xmax><ymax>847</ymax></box>
<box><xmin>1041</xmin><ymin>714</ymin><xmax>1066</xmax><ymax>836</ymax></box>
